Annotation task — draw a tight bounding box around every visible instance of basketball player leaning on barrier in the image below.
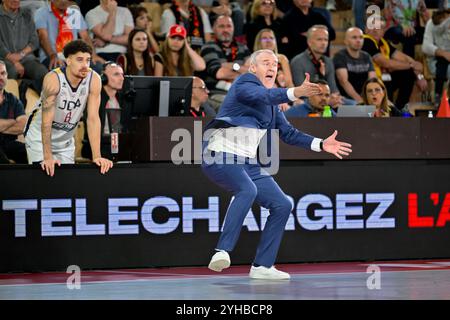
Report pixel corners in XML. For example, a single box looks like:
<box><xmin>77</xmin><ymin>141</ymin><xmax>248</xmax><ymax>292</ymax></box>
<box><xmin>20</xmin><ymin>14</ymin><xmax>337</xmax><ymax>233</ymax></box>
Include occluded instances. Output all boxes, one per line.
<box><xmin>24</xmin><ymin>40</ymin><xmax>113</xmax><ymax>176</ymax></box>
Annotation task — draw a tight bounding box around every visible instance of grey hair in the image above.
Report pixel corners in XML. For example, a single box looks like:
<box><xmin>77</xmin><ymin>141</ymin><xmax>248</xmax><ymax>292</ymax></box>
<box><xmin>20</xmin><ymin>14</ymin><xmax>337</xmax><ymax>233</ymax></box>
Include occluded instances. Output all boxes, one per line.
<box><xmin>0</xmin><ymin>60</ymin><xmax>5</xmax><ymax>67</ymax></box>
<box><xmin>306</xmin><ymin>25</ymin><xmax>329</xmax><ymax>40</ymax></box>
<box><xmin>249</xmin><ymin>49</ymin><xmax>277</xmax><ymax>68</ymax></box>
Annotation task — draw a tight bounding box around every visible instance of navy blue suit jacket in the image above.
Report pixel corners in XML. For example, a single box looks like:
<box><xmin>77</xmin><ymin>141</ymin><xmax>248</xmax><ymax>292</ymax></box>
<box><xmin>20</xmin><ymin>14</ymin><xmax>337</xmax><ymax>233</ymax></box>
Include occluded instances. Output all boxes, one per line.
<box><xmin>208</xmin><ymin>73</ymin><xmax>316</xmax><ymax>150</ymax></box>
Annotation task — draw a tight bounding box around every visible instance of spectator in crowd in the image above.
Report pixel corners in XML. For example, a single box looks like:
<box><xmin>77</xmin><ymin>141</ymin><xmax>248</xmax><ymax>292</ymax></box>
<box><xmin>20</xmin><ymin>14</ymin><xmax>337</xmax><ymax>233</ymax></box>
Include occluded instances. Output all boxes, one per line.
<box><xmin>284</xmin><ymin>79</ymin><xmax>337</xmax><ymax>117</ymax></box>
<box><xmin>333</xmin><ymin>27</ymin><xmax>377</xmax><ymax>103</ymax></box>
<box><xmin>253</xmin><ymin>28</ymin><xmax>295</xmax><ymax>110</ymax></box>
<box><xmin>128</xmin><ymin>4</ymin><xmax>159</xmax><ymax>54</ymax></box>
<box><xmin>360</xmin><ymin>77</ymin><xmax>402</xmax><ymax>117</ymax></box>
<box><xmin>384</xmin><ymin>0</ymin><xmax>430</xmax><ymax>58</ymax></box>
<box><xmin>200</xmin><ymin>15</ymin><xmax>251</xmax><ymax>109</ymax></box>
<box><xmin>363</xmin><ymin>15</ymin><xmax>428</xmax><ymax>109</ymax></box>
<box><xmin>244</xmin><ymin>0</ymin><xmax>281</xmax><ymax>49</ymax></box>
<box><xmin>117</xmin><ymin>28</ymin><xmax>155</xmax><ymax>76</ymax></box>
<box><xmin>154</xmin><ymin>24</ymin><xmax>206</xmax><ymax>76</ymax></box>
<box><xmin>208</xmin><ymin>0</ymin><xmax>245</xmax><ymax>39</ymax></box>
<box><xmin>290</xmin><ymin>25</ymin><xmax>343</xmax><ymax>108</ymax></box>
<box><xmin>82</xmin><ymin>61</ymin><xmax>126</xmax><ymax>160</ymax></box>
<box><xmin>0</xmin><ymin>0</ymin><xmax>47</xmax><ymax>93</ymax></box>
<box><xmin>85</xmin><ymin>0</ymin><xmax>134</xmax><ymax>62</ymax></box>
<box><xmin>35</xmin><ymin>0</ymin><xmax>105</xmax><ymax>72</ymax></box>
<box><xmin>422</xmin><ymin>9</ymin><xmax>449</xmax><ymax>105</ymax></box>
<box><xmin>189</xmin><ymin>76</ymin><xmax>217</xmax><ymax>117</ymax></box>
<box><xmin>160</xmin><ymin>0</ymin><xmax>213</xmax><ymax>51</ymax></box>
<box><xmin>279</xmin><ymin>0</ymin><xmax>335</xmax><ymax>59</ymax></box>
<box><xmin>0</xmin><ymin>60</ymin><xmax>27</xmax><ymax>164</ymax></box>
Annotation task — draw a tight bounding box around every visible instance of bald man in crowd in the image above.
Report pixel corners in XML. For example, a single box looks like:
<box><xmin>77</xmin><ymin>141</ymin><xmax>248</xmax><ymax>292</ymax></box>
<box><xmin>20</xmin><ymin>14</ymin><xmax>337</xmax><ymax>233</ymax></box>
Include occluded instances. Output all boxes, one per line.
<box><xmin>333</xmin><ymin>27</ymin><xmax>377</xmax><ymax>103</ymax></box>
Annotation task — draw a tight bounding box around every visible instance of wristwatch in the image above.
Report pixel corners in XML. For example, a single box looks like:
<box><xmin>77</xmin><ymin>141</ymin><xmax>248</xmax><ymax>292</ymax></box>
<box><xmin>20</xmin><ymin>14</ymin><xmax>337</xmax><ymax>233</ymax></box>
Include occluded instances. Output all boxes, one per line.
<box><xmin>232</xmin><ymin>63</ymin><xmax>241</xmax><ymax>73</ymax></box>
<box><xmin>19</xmin><ymin>51</ymin><xmax>25</xmax><ymax>58</ymax></box>
<box><xmin>417</xmin><ymin>73</ymin><xmax>424</xmax><ymax>80</ymax></box>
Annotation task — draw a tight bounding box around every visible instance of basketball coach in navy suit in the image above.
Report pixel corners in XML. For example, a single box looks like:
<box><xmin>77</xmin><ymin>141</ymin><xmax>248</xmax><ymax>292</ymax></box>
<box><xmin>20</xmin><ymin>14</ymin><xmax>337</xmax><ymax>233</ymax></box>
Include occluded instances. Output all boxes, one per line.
<box><xmin>201</xmin><ymin>49</ymin><xmax>352</xmax><ymax>280</ymax></box>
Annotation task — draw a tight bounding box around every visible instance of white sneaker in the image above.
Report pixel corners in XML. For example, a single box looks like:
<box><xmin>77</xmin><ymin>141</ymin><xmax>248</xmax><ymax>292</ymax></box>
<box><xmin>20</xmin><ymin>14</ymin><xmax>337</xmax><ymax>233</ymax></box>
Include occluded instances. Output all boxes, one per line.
<box><xmin>249</xmin><ymin>265</ymin><xmax>291</xmax><ymax>280</ymax></box>
<box><xmin>208</xmin><ymin>250</ymin><xmax>231</xmax><ymax>272</ymax></box>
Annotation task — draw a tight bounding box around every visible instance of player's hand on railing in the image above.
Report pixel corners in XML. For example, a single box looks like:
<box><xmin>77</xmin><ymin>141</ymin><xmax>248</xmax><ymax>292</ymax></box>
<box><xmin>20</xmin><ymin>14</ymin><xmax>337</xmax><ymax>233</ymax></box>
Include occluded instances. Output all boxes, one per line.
<box><xmin>93</xmin><ymin>157</ymin><xmax>113</xmax><ymax>174</ymax></box>
<box><xmin>41</xmin><ymin>158</ymin><xmax>61</xmax><ymax>177</ymax></box>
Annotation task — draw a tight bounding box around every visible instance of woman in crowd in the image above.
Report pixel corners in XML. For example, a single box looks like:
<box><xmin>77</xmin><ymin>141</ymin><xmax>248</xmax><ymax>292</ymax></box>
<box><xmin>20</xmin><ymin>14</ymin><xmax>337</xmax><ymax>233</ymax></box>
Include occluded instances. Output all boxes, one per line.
<box><xmin>154</xmin><ymin>24</ymin><xmax>206</xmax><ymax>76</ymax></box>
<box><xmin>244</xmin><ymin>0</ymin><xmax>281</xmax><ymax>50</ymax></box>
<box><xmin>361</xmin><ymin>77</ymin><xmax>402</xmax><ymax>117</ymax></box>
<box><xmin>128</xmin><ymin>4</ymin><xmax>160</xmax><ymax>53</ymax></box>
<box><xmin>117</xmin><ymin>28</ymin><xmax>155</xmax><ymax>76</ymax></box>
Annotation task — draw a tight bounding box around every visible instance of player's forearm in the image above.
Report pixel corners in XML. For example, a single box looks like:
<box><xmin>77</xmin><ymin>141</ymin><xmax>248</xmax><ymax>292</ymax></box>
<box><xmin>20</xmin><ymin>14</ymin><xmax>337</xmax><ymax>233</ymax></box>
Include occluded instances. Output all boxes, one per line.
<box><xmin>41</xmin><ymin>98</ymin><xmax>56</xmax><ymax>160</ymax></box>
<box><xmin>41</xmin><ymin>122</ymin><xmax>53</xmax><ymax>160</ymax></box>
<box><xmin>87</xmin><ymin>116</ymin><xmax>102</xmax><ymax>160</ymax></box>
